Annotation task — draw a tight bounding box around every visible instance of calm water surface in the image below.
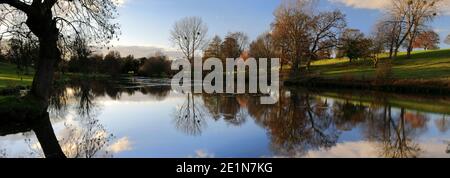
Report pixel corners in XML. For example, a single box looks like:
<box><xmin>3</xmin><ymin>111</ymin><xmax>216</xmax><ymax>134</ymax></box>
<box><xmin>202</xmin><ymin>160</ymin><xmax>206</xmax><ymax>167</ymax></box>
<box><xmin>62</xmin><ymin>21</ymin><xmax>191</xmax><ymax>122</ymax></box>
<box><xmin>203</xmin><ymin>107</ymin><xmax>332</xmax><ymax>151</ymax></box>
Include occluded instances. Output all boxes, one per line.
<box><xmin>1</xmin><ymin>77</ymin><xmax>450</xmax><ymax>158</ymax></box>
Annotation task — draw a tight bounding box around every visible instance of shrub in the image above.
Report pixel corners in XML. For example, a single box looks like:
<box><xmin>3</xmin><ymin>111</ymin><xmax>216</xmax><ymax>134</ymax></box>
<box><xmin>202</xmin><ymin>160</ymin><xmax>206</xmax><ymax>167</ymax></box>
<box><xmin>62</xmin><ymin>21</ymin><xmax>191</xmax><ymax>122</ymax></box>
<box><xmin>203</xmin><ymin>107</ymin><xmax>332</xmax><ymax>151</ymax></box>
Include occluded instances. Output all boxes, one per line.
<box><xmin>138</xmin><ymin>56</ymin><xmax>172</xmax><ymax>77</ymax></box>
<box><xmin>375</xmin><ymin>61</ymin><xmax>393</xmax><ymax>82</ymax></box>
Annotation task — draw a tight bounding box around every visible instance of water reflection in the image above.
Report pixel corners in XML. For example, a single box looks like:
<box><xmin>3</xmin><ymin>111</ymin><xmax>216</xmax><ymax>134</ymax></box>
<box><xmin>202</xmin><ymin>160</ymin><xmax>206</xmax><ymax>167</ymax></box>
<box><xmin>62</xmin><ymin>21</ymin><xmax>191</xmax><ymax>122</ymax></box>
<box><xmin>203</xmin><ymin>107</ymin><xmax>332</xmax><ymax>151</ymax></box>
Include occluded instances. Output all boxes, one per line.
<box><xmin>1</xmin><ymin>78</ymin><xmax>450</xmax><ymax>158</ymax></box>
<box><xmin>174</xmin><ymin>93</ymin><xmax>209</xmax><ymax>136</ymax></box>
<box><xmin>0</xmin><ymin>111</ymin><xmax>65</xmax><ymax>158</ymax></box>
<box><xmin>47</xmin><ymin>79</ymin><xmax>166</xmax><ymax>158</ymax></box>
<box><xmin>217</xmin><ymin>91</ymin><xmax>339</xmax><ymax>157</ymax></box>
<box><xmin>174</xmin><ymin>88</ymin><xmax>450</xmax><ymax>158</ymax></box>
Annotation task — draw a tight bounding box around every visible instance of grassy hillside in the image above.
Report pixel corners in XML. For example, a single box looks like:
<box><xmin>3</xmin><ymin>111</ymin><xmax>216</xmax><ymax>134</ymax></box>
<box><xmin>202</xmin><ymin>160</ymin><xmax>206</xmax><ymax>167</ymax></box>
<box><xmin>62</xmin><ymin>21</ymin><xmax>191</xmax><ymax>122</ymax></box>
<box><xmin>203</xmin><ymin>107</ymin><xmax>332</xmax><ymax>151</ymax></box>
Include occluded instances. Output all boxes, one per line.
<box><xmin>0</xmin><ymin>62</ymin><xmax>33</xmax><ymax>89</ymax></box>
<box><xmin>310</xmin><ymin>49</ymin><xmax>450</xmax><ymax>80</ymax></box>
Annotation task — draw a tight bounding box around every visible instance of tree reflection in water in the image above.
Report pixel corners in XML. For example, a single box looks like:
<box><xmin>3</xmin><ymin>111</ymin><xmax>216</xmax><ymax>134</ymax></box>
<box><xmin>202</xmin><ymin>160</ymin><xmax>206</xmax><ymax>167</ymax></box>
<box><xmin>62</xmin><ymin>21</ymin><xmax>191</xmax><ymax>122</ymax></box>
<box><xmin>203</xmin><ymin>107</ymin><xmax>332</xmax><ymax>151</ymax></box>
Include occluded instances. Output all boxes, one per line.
<box><xmin>2</xmin><ymin>77</ymin><xmax>449</xmax><ymax>158</ymax></box>
<box><xmin>1</xmin><ymin>110</ymin><xmax>66</xmax><ymax>158</ymax></box>
<box><xmin>203</xmin><ymin>94</ymin><xmax>249</xmax><ymax>125</ymax></box>
<box><xmin>435</xmin><ymin>116</ymin><xmax>450</xmax><ymax>133</ymax></box>
<box><xmin>372</xmin><ymin>108</ymin><xmax>425</xmax><ymax>158</ymax></box>
<box><xmin>248</xmin><ymin>91</ymin><xmax>339</xmax><ymax>157</ymax></box>
<box><xmin>74</xmin><ymin>80</ymin><xmax>98</xmax><ymax>119</ymax></box>
<box><xmin>26</xmin><ymin>80</ymin><xmax>113</xmax><ymax>158</ymax></box>
<box><xmin>1</xmin><ymin>78</ymin><xmax>175</xmax><ymax>158</ymax></box>
<box><xmin>0</xmin><ymin>148</ymin><xmax>6</xmax><ymax>158</ymax></box>
<box><xmin>27</xmin><ymin>79</ymin><xmax>167</xmax><ymax>158</ymax></box>
<box><xmin>173</xmin><ymin>87</ymin><xmax>446</xmax><ymax>158</ymax></box>
<box><xmin>174</xmin><ymin>93</ymin><xmax>209</xmax><ymax>136</ymax></box>
<box><xmin>62</xmin><ymin>81</ymin><xmax>112</xmax><ymax>158</ymax></box>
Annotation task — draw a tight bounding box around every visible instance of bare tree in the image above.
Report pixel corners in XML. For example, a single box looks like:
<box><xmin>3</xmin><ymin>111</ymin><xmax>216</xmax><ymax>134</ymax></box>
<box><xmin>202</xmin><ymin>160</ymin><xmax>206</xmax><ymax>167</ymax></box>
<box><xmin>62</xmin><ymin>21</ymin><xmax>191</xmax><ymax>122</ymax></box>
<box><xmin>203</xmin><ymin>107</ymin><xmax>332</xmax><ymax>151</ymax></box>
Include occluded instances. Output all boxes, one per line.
<box><xmin>249</xmin><ymin>32</ymin><xmax>276</xmax><ymax>59</ymax></box>
<box><xmin>306</xmin><ymin>10</ymin><xmax>347</xmax><ymax>70</ymax></box>
<box><xmin>170</xmin><ymin>17</ymin><xmax>208</xmax><ymax>63</ymax></box>
<box><xmin>445</xmin><ymin>34</ymin><xmax>450</xmax><ymax>45</ymax></box>
<box><xmin>0</xmin><ymin>0</ymin><xmax>120</xmax><ymax>104</ymax></box>
<box><xmin>386</xmin><ymin>0</ymin><xmax>441</xmax><ymax>58</ymax></box>
<box><xmin>69</xmin><ymin>37</ymin><xmax>93</xmax><ymax>74</ymax></box>
<box><xmin>272</xmin><ymin>0</ymin><xmax>345</xmax><ymax>74</ymax></box>
<box><xmin>228</xmin><ymin>31</ymin><xmax>249</xmax><ymax>53</ymax></box>
<box><xmin>203</xmin><ymin>35</ymin><xmax>222</xmax><ymax>59</ymax></box>
<box><xmin>373</xmin><ymin>18</ymin><xmax>401</xmax><ymax>59</ymax></box>
<box><xmin>369</xmin><ymin>31</ymin><xmax>387</xmax><ymax>68</ymax></box>
<box><xmin>221</xmin><ymin>34</ymin><xmax>242</xmax><ymax>59</ymax></box>
<box><xmin>6</xmin><ymin>34</ymin><xmax>38</xmax><ymax>76</ymax></box>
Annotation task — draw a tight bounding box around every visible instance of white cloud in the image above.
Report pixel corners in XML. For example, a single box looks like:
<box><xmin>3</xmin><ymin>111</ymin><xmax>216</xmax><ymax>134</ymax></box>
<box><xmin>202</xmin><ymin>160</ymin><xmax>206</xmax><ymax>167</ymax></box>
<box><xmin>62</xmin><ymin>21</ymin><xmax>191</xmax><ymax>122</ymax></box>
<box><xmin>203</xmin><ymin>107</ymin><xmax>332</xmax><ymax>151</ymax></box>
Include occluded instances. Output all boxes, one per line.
<box><xmin>434</xmin><ymin>28</ymin><xmax>450</xmax><ymax>33</ymax></box>
<box><xmin>304</xmin><ymin>141</ymin><xmax>379</xmax><ymax>158</ymax></box>
<box><xmin>329</xmin><ymin>0</ymin><xmax>450</xmax><ymax>15</ymax></box>
<box><xmin>303</xmin><ymin>140</ymin><xmax>450</xmax><ymax>158</ymax></box>
<box><xmin>189</xmin><ymin>150</ymin><xmax>215</xmax><ymax>158</ymax></box>
<box><xmin>329</xmin><ymin>0</ymin><xmax>390</xmax><ymax>10</ymax></box>
<box><xmin>94</xmin><ymin>45</ymin><xmax>184</xmax><ymax>59</ymax></box>
<box><xmin>114</xmin><ymin>0</ymin><xmax>130</xmax><ymax>6</ymax></box>
<box><xmin>108</xmin><ymin>137</ymin><xmax>133</xmax><ymax>153</ymax></box>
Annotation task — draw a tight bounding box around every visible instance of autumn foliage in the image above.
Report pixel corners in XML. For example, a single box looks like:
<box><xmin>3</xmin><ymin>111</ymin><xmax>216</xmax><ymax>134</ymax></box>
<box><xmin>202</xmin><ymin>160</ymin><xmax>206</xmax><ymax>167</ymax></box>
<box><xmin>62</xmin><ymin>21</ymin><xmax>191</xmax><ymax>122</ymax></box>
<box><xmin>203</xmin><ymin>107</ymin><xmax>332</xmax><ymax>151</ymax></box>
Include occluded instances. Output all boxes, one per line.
<box><xmin>412</xmin><ymin>30</ymin><xmax>440</xmax><ymax>50</ymax></box>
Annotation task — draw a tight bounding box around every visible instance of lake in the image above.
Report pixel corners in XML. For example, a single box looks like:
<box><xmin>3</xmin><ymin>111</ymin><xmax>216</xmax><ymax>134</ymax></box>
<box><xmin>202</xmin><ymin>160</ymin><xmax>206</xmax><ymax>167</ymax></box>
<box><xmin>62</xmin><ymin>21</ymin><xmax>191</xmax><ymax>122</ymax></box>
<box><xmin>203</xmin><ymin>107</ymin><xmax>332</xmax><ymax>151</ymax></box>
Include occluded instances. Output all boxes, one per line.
<box><xmin>1</xmin><ymin>77</ymin><xmax>450</xmax><ymax>158</ymax></box>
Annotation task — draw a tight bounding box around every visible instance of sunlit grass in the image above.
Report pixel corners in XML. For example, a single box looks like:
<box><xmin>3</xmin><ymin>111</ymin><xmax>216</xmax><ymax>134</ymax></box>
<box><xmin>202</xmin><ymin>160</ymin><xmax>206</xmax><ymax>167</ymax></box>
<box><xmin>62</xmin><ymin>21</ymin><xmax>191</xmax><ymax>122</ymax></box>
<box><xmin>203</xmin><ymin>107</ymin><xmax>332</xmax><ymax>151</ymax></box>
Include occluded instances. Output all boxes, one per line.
<box><xmin>310</xmin><ymin>49</ymin><xmax>450</xmax><ymax>80</ymax></box>
<box><xmin>0</xmin><ymin>62</ymin><xmax>34</xmax><ymax>89</ymax></box>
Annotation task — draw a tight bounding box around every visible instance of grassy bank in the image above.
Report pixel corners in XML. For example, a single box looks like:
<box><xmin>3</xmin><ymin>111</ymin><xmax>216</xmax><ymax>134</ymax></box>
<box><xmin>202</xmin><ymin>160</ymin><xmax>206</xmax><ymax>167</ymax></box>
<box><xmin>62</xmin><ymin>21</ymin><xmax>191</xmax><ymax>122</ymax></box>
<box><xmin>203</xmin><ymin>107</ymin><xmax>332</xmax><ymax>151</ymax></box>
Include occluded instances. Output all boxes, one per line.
<box><xmin>286</xmin><ymin>49</ymin><xmax>450</xmax><ymax>93</ymax></box>
<box><xmin>0</xmin><ymin>62</ymin><xmax>34</xmax><ymax>89</ymax></box>
<box><xmin>0</xmin><ymin>62</ymin><xmax>114</xmax><ymax>93</ymax></box>
<box><xmin>310</xmin><ymin>49</ymin><xmax>450</xmax><ymax>80</ymax></box>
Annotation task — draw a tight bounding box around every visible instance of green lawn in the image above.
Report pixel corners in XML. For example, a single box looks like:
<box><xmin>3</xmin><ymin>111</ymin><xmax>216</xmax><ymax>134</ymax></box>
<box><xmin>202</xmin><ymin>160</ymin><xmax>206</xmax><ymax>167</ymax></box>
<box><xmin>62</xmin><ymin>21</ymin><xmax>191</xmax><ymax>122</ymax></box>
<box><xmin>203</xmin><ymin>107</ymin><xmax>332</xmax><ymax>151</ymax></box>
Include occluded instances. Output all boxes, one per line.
<box><xmin>310</xmin><ymin>49</ymin><xmax>450</xmax><ymax>80</ymax></box>
<box><xmin>0</xmin><ymin>62</ymin><xmax>34</xmax><ymax>89</ymax></box>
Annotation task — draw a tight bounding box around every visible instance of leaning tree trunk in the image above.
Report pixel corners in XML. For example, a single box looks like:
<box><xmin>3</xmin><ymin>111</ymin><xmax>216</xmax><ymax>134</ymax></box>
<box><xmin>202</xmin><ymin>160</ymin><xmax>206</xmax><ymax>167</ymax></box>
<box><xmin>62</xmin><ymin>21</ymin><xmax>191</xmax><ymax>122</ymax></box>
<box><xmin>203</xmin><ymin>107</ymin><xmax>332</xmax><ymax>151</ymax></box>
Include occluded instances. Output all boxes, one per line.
<box><xmin>27</xmin><ymin>12</ymin><xmax>61</xmax><ymax>106</ymax></box>
<box><xmin>406</xmin><ymin>39</ymin><xmax>414</xmax><ymax>59</ymax></box>
<box><xmin>31</xmin><ymin>35</ymin><xmax>60</xmax><ymax>104</ymax></box>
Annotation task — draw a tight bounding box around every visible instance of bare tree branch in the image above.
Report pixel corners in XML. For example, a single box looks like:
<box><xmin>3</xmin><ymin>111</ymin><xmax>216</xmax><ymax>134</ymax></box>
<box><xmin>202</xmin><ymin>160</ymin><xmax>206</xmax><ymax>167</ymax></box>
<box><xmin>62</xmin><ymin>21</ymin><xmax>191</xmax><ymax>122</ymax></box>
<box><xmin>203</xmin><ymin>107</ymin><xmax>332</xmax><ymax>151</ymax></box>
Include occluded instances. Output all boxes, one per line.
<box><xmin>0</xmin><ymin>0</ymin><xmax>30</xmax><ymax>13</ymax></box>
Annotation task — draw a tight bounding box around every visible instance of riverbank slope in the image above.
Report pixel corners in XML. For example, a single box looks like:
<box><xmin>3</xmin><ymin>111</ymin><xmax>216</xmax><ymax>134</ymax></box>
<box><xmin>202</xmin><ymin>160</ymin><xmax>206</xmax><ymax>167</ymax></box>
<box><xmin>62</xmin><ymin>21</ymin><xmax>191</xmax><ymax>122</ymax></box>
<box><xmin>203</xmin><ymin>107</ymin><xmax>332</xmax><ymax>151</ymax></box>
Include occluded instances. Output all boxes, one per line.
<box><xmin>286</xmin><ymin>49</ymin><xmax>450</xmax><ymax>94</ymax></box>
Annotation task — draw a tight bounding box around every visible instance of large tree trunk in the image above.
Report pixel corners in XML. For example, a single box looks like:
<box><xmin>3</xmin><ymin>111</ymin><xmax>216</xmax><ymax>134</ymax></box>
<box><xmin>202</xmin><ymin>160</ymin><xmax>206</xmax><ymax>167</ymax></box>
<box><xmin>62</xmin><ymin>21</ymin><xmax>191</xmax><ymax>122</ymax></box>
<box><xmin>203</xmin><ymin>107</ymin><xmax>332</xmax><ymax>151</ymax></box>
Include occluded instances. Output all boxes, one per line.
<box><xmin>394</xmin><ymin>47</ymin><xmax>399</xmax><ymax>59</ymax></box>
<box><xmin>389</xmin><ymin>45</ymin><xmax>394</xmax><ymax>59</ymax></box>
<box><xmin>406</xmin><ymin>28</ymin><xmax>418</xmax><ymax>59</ymax></box>
<box><xmin>27</xmin><ymin>10</ymin><xmax>61</xmax><ymax>105</ymax></box>
<box><xmin>306</xmin><ymin>57</ymin><xmax>312</xmax><ymax>72</ymax></box>
<box><xmin>406</xmin><ymin>46</ymin><xmax>413</xmax><ymax>59</ymax></box>
<box><xmin>31</xmin><ymin>35</ymin><xmax>60</xmax><ymax>104</ymax></box>
<box><xmin>406</xmin><ymin>36</ymin><xmax>414</xmax><ymax>59</ymax></box>
<box><xmin>28</xmin><ymin>20</ymin><xmax>64</xmax><ymax>158</ymax></box>
<box><xmin>291</xmin><ymin>57</ymin><xmax>300</xmax><ymax>78</ymax></box>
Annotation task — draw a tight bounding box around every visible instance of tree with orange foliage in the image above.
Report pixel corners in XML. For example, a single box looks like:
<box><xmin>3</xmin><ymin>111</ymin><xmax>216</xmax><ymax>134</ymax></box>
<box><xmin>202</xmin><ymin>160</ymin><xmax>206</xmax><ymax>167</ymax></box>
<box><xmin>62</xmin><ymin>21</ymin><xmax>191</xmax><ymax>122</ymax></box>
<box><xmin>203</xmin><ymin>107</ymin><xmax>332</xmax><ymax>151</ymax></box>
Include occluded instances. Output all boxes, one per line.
<box><xmin>272</xmin><ymin>0</ymin><xmax>314</xmax><ymax>76</ymax></box>
<box><xmin>412</xmin><ymin>30</ymin><xmax>440</xmax><ymax>50</ymax></box>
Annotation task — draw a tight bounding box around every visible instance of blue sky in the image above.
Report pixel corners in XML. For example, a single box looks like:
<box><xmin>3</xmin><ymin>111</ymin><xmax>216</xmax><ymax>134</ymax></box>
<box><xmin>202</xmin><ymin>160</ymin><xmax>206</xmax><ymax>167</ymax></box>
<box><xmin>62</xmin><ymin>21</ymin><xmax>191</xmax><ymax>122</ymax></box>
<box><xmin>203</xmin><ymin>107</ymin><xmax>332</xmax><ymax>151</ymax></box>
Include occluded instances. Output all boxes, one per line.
<box><xmin>113</xmin><ymin>0</ymin><xmax>450</xmax><ymax>50</ymax></box>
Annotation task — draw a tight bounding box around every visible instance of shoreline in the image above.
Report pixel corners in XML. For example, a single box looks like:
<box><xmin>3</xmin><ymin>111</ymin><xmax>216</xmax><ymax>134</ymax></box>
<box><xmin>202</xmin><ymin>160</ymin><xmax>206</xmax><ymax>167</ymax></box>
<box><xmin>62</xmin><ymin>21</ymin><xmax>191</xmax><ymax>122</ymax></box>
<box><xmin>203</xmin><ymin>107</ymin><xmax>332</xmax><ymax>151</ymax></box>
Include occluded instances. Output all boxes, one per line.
<box><xmin>284</xmin><ymin>77</ymin><xmax>450</xmax><ymax>95</ymax></box>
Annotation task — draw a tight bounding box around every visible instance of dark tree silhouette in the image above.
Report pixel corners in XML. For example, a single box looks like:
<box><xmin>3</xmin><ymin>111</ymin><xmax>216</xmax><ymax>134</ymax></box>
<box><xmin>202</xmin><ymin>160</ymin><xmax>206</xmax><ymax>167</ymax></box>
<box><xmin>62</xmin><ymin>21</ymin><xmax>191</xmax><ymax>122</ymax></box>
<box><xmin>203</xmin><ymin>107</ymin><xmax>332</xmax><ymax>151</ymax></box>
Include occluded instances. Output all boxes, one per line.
<box><xmin>0</xmin><ymin>0</ymin><xmax>119</xmax><ymax>105</ymax></box>
<box><xmin>0</xmin><ymin>111</ymin><xmax>65</xmax><ymax>158</ymax></box>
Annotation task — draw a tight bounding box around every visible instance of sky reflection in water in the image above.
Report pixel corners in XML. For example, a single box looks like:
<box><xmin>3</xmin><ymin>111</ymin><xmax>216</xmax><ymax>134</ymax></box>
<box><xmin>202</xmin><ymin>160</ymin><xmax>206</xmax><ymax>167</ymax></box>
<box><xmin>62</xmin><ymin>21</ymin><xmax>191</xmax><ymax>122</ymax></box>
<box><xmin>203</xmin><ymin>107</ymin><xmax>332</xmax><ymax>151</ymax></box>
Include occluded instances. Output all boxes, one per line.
<box><xmin>1</xmin><ymin>78</ymin><xmax>450</xmax><ymax>158</ymax></box>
